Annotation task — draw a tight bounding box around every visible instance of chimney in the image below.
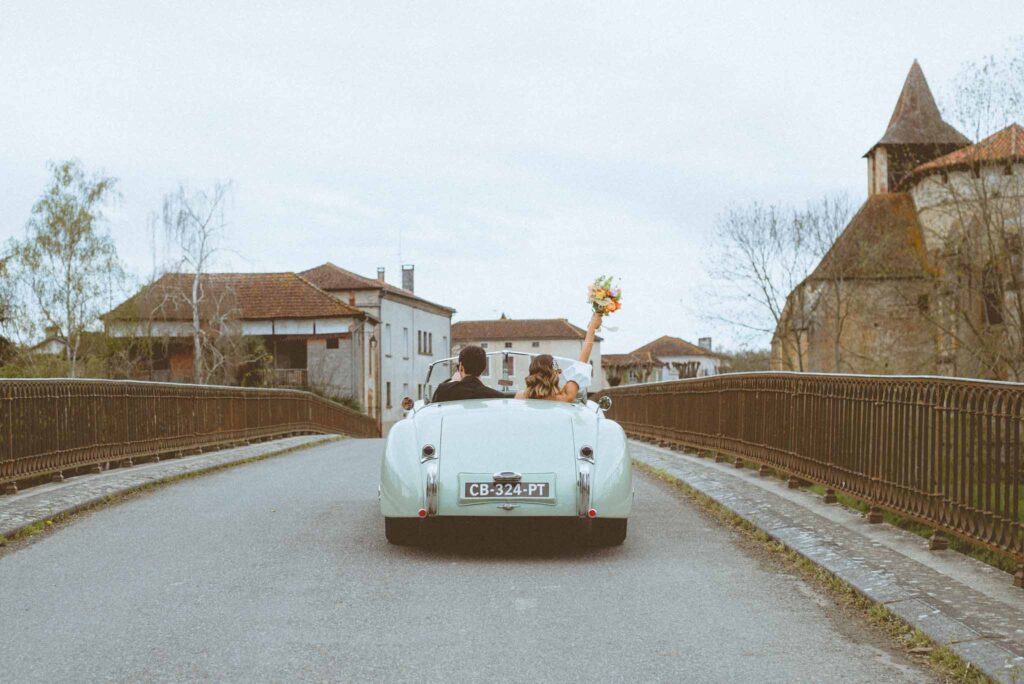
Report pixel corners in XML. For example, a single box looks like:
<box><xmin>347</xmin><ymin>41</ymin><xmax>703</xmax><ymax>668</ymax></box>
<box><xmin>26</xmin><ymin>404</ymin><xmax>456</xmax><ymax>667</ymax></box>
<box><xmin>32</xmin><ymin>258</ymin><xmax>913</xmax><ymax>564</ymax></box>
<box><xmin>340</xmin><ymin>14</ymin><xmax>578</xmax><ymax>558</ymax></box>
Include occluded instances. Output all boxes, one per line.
<box><xmin>377</xmin><ymin>267</ymin><xmax>385</xmax><ymax>282</ymax></box>
<box><xmin>698</xmin><ymin>336</ymin><xmax>712</xmax><ymax>351</ymax></box>
<box><xmin>401</xmin><ymin>264</ymin><xmax>414</xmax><ymax>293</ymax></box>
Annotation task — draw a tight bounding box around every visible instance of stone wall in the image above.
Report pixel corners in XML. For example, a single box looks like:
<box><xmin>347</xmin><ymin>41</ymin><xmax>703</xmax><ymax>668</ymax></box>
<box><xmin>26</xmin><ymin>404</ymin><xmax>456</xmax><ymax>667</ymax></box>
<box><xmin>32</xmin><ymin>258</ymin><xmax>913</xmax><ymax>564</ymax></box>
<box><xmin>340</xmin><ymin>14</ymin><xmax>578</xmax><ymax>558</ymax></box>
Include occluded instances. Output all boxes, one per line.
<box><xmin>772</xmin><ymin>279</ymin><xmax>939</xmax><ymax>375</ymax></box>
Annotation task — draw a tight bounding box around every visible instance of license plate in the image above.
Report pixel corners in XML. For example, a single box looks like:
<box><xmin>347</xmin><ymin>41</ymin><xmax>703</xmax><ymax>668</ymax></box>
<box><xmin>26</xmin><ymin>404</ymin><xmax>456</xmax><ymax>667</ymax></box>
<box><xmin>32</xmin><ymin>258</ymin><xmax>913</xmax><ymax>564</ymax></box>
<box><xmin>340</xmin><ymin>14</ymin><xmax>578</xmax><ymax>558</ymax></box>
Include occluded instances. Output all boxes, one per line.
<box><xmin>463</xmin><ymin>482</ymin><xmax>550</xmax><ymax>498</ymax></box>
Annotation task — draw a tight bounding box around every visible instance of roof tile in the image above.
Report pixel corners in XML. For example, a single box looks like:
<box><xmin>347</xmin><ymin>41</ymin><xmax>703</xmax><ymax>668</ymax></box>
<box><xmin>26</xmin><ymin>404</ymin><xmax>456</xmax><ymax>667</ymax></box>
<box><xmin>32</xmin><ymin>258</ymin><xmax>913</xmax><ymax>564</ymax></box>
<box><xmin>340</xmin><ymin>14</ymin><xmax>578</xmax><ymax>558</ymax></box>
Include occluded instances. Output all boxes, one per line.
<box><xmin>452</xmin><ymin>318</ymin><xmax>599</xmax><ymax>342</ymax></box>
<box><xmin>912</xmin><ymin>123</ymin><xmax>1024</xmax><ymax>175</ymax></box>
<box><xmin>631</xmin><ymin>335</ymin><xmax>717</xmax><ymax>358</ymax></box>
<box><xmin>300</xmin><ymin>262</ymin><xmax>455</xmax><ymax>313</ymax></box>
<box><xmin>106</xmin><ymin>272</ymin><xmax>365</xmax><ymax>322</ymax></box>
<box><xmin>872</xmin><ymin>61</ymin><xmax>970</xmax><ymax>149</ymax></box>
<box><xmin>808</xmin><ymin>193</ymin><xmax>934</xmax><ymax>281</ymax></box>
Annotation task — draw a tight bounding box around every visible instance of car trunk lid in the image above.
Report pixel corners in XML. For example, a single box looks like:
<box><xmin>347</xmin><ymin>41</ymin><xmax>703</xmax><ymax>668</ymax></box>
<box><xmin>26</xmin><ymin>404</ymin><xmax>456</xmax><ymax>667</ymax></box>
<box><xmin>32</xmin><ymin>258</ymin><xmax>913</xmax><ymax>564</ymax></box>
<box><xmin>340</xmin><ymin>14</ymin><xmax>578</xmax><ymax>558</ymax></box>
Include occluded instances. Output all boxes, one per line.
<box><xmin>436</xmin><ymin>406</ymin><xmax>578</xmax><ymax>516</ymax></box>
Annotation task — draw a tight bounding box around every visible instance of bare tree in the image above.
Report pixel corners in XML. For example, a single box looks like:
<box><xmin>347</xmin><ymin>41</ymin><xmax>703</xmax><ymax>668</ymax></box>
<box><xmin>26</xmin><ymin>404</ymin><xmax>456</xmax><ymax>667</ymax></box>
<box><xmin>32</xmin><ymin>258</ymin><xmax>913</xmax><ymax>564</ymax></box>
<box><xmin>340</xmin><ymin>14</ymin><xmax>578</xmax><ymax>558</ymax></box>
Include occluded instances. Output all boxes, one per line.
<box><xmin>796</xmin><ymin>194</ymin><xmax>855</xmax><ymax>370</ymax></box>
<box><xmin>946</xmin><ymin>43</ymin><xmax>1024</xmax><ymax>141</ymax></box>
<box><xmin>159</xmin><ymin>182</ymin><xmax>232</xmax><ymax>384</ymax></box>
<box><xmin>916</xmin><ymin>46</ymin><xmax>1024</xmax><ymax>380</ymax></box>
<box><xmin>705</xmin><ymin>200</ymin><xmax>835</xmax><ymax>370</ymax></box>
<box><xmin>6</xmin><ymin>160</ymin><xmax>124</xmax><ymax>377</ymax></box>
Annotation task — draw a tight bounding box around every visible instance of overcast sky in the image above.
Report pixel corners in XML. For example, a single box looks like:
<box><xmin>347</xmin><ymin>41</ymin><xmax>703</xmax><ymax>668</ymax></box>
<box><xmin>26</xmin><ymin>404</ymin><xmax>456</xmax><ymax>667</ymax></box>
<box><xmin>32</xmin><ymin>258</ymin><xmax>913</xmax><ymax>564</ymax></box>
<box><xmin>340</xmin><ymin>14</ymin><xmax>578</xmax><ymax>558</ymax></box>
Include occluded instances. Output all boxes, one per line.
<box><xmin>2</xmin><ymin>2</ymin><xmax>1022</xmax><ymax>353</ymax></box>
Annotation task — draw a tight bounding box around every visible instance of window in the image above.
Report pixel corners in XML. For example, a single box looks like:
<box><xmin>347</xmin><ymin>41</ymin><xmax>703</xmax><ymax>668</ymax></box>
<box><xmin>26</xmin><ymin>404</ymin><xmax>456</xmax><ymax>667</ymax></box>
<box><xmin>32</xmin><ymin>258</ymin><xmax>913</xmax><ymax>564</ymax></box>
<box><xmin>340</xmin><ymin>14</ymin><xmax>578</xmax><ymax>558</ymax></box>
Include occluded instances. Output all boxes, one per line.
<box><xmin>417</xmin><ymin>330</ymin><xmax>433</xmax><ymax>355</ymax></box>
<box><xmin>443</xmin><ymin>336</ymin><xmax>448</xmax><ymax>355</ymax></box>
<box><xmin>384</xmin><ymin>324</ymin><xmax>392</xmax><ymax>356</ymax></box>
<box><xmin>480</xmin><ymin>356</ymin><xmax>491</xmax><ymax>377</ymax></box>
<box><xmin>417</xmin><ymin>384</ymin><xmax>423</xmax><ymax>399</ymax></box>
<box><xmin>531</xmin><ymin>341</ymin><xmax>540</xmax><ymax>348</ymax></box>
<box><xmin>385</xmin><ymin>382</ymin><xmax>392</xmax><ymax>408</ymax></box>
<box><xmin>480</xmin><ymin>342</ymin><xmax>488</xmax><ymax>349</ymax></box>
<box><xmin>982</xmin><ymin>264</ymin><xmax>1004</xmax><ymax>325</ymax></box>
<box><xmin>503</xmin><ymin>355</ymin><xmax>514</xmax><ymax>377</ymax></box>
<box><xmin>402</xmin><ymin>383</ymin><xmax>409</xmax><ymax>399</ymax></box>
<box><xmin>504</xmin><ymin>342</ymin><xmax>512</xmax><ymax>349</ymax></box>
<box><xmin>403</xmin><ymin>327</ymin><xmax>409</xmax><ymax>358</ymax></box>
<box><xmin>326</xmin><ymin>338</ymin><xmax>339</xmax><ymax>350</ymax></box>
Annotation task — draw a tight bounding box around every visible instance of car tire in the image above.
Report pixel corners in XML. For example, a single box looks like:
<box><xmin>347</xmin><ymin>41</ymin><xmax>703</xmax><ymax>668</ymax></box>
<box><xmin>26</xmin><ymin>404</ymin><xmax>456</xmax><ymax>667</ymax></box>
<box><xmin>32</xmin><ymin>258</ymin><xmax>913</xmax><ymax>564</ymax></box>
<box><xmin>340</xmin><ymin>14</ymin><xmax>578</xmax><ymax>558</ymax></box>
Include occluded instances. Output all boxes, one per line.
<box><xmin>590</xmin><ymin>519</ymin><xmax>627</xmax><ymax>546</ymax></box>
<box><xmin>384</xmin><ymin>517</ymin><xmax>419</xmax><ymax>545</ymax></box>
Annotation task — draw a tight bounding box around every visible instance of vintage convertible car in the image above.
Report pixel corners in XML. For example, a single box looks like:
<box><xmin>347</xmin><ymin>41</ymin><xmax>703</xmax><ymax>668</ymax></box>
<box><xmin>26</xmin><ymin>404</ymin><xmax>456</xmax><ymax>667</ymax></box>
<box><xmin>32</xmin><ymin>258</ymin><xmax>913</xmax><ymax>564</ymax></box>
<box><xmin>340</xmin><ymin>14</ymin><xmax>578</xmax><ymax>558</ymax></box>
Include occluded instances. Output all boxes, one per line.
<box><xmin>379</xmin><ymin>351</ymin><xmax>633</xmax><ymax>546</ymax></box>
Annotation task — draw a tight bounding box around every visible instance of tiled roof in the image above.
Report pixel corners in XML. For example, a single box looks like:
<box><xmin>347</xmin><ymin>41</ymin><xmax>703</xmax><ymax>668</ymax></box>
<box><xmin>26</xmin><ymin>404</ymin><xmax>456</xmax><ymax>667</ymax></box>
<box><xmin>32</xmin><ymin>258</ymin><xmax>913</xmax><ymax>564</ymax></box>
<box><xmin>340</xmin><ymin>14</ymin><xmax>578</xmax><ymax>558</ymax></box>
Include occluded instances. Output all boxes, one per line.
<box><xmin>452</xmin><ymin>318</ymin><xmax>601</xmax><ymax>342</ymax></box>
<box><xmin>871</xmin><ymin>61</ymin><xmax>970</xmax><ymax>150</ymax></box>
<box><xmin>105</xmin><ymin>272</ymin><xmax>366</xmax><ymax>322</ymax></box>
<box><xmin>912</xmin><ymin>123</ymin><xmax>1024</xmax><ymax>175</ymax></box>
<box><xmin>601</xmin><ymin>351</ymin><xmax>665</xmax><ymax>369</ymax></box>
<box><xmin>808</xmin><ymin>193</ymin><xmax>935</xmax><ymax>281</ymax></box>
<box><xmin>300</xmin><ymin>262</ymin><xmax>455</xmax><ymax>313</ymax></box>
<box><xmin>631</xmin><ymin>335</ymin><xmax>716</xmax><ymax>358</ymax></box>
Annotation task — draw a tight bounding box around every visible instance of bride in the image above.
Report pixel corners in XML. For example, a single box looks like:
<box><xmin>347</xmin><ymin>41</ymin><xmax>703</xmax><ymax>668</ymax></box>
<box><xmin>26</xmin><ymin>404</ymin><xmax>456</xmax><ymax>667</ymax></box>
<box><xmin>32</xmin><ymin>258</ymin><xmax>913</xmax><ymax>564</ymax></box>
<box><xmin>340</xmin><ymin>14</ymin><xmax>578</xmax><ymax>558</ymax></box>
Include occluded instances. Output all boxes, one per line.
<box><xmin>515</xmin><ymin>312</ymin><xmax>602</xmax><ymax>403</ymax></box>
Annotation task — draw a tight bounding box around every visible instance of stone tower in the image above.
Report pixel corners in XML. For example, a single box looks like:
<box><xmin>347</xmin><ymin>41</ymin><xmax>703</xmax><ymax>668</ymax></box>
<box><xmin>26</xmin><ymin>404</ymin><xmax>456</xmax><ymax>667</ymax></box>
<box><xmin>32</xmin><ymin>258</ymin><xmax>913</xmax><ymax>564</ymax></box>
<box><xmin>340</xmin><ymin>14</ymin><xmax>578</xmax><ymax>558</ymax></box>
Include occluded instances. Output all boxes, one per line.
<box><xmin>865</xmin><ymin>61</ymin><xmax>970</xmax><ymax>196</ymax></box>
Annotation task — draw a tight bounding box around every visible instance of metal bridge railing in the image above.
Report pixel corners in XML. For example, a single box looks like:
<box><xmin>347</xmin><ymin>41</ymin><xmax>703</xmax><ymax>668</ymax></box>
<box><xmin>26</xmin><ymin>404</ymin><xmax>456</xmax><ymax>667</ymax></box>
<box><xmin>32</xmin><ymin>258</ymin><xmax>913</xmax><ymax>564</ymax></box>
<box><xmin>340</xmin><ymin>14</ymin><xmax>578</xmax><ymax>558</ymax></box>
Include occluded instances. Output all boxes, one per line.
<box><xmin>1</xmin><ymin>379</ymin><xmax>379</xmax><ymax>493</ymax></box>
<box><xmin>597</xmin><ymin>372</ymin><xmax>1023</xmax><ymax>570</ymax></box>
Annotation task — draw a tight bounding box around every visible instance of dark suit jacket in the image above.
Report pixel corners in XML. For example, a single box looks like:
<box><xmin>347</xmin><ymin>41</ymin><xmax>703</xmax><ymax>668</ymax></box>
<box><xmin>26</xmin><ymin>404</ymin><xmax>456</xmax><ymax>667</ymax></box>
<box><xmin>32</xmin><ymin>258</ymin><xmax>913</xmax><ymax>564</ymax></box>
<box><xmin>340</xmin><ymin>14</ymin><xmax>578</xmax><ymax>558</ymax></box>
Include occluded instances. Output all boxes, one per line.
<box><xmin>432</xmin><ymin>375</ymin><xmax>507</xmax><ymax>403</ymax></box>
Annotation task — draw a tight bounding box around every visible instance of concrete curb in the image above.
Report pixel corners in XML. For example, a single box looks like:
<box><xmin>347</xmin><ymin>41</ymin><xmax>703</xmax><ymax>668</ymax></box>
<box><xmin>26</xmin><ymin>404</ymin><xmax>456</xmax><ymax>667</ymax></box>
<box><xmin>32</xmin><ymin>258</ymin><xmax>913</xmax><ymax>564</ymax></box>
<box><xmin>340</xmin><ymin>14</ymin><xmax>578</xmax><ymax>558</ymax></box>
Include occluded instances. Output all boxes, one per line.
<box><xmin>630</xmin><ymin>440</ymin><xmax>1024</xmax><ymax>684</ymax></box>
<box><xmin>0</xmin><ymin>434</ymin><xmax>343</xmax><ymax>541</ymax></box>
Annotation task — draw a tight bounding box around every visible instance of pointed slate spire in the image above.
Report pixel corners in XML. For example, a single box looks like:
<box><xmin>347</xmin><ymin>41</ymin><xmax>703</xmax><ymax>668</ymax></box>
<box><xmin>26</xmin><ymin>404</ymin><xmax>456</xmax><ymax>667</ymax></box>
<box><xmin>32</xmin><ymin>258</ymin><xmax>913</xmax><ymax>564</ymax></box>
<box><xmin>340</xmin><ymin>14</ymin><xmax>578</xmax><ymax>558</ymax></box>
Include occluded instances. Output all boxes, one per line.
<box><xmin>875</xmin><ymin>60</ymin><xmax>969</xmax><ymax>147</ymax></box>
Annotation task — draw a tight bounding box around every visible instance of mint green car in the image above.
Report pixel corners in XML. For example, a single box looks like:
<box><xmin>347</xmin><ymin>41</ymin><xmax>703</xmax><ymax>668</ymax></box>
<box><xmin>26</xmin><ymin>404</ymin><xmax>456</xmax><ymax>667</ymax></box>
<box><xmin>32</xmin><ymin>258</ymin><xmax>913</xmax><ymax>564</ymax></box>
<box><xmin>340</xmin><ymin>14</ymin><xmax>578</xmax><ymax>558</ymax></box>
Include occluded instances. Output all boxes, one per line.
<box><xmin>379</xmin><ymin>352</ymin><xmax>633</xmax><ymax>546</ymax></box>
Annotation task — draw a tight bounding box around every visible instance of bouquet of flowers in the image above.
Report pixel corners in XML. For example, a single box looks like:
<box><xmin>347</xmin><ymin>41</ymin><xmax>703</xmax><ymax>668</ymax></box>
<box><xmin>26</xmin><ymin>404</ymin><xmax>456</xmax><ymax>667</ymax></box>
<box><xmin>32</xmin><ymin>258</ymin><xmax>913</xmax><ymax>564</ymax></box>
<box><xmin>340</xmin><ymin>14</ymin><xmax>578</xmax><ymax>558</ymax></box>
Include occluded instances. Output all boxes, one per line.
<box><xmin>588</xmin><ymin>275</ymin><xmax>622</xmax><ymax>316</ymax></box>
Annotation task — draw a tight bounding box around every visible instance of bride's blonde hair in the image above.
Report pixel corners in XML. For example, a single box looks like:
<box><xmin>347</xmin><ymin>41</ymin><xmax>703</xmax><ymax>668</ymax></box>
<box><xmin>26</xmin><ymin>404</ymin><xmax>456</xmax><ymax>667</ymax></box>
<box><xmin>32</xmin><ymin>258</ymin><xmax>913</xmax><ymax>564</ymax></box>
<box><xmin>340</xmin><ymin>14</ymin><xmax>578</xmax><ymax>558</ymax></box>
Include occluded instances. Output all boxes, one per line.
<box><xmin>524</xmin><ymin>354</ymin><xmax>560</xmax><ymax>399</ymax></box>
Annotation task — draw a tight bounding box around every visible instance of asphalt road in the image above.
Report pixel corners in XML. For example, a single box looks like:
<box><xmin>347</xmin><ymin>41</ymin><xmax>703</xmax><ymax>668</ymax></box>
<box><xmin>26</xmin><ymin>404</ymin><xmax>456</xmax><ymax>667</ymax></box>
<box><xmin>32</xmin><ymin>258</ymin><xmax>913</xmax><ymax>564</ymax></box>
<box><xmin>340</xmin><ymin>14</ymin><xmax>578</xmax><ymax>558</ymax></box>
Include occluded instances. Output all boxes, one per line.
<box><xmin>0</xmin><ymin>438</ymin><xmax>931</xmax><ymax>683</ymax></box>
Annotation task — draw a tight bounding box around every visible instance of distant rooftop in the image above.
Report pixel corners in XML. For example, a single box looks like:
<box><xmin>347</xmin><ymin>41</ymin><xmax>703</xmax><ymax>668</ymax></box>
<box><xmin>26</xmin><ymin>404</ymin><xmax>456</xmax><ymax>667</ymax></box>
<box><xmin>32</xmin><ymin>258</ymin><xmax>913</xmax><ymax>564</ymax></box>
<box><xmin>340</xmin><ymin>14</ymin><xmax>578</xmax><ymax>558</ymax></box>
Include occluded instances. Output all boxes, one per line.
<box><xmin>452</xmin><ymin>318</ymin><xmax>602</xmax><ymax>342</ymax></box>
<box><xmin>631</xmin><ymin>335</ymin><xmax>719</xmax><ymax>358</ymax></box>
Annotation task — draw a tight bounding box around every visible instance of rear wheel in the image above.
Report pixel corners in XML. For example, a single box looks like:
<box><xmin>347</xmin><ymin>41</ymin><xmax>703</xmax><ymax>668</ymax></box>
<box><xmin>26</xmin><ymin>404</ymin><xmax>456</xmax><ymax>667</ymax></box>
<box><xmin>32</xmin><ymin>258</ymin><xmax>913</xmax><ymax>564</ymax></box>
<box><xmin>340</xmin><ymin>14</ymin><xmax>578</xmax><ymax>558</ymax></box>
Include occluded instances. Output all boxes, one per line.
<box><xmin>590</xmin><ymin>518</ymin><xmax>627</xmax><ymax>546</ymax></box>
<box><xmin>384</xmin><ymin>517</ymin><xmax>420</xmax><ymax>545</ymax></box>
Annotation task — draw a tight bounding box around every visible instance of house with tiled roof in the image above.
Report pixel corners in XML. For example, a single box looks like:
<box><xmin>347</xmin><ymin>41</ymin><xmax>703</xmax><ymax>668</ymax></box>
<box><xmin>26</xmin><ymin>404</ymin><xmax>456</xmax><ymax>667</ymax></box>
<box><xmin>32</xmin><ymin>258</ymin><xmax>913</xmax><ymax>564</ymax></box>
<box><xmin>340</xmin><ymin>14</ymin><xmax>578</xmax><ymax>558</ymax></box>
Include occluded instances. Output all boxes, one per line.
<box><xmin>104</xmin><ymin>272</ymin><xmax>379</xmax><ymax>417</ymax></box>
<box><xmin>602</xmin><ymin>336</ymin><xmax>720</xmax><ymax>386</ymax></box>
<box><xmin>773</xmin><ymin>60</ymin><xmax>1024</xmax><ymax>378</ymax></box>
<box><xmin>301</xmin><ymin>263</ymin><xmax>454</xmax><ymax>431</ymax></box>
<box><xmin>451</xmin><ymin>316</ymin><xmax>605</xmax><ymax>390</ymax></box>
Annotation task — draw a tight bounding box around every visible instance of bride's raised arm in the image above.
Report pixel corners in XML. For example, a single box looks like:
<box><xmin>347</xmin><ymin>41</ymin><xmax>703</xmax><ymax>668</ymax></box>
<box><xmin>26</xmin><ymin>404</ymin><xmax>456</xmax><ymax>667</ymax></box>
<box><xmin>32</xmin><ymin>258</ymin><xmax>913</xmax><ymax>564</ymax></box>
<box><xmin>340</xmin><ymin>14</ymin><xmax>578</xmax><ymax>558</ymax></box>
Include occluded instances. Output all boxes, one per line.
<box><xmin>578</xmin><ymin>311</ymin><xmax>603</xmax><ymax>363</ymax></box>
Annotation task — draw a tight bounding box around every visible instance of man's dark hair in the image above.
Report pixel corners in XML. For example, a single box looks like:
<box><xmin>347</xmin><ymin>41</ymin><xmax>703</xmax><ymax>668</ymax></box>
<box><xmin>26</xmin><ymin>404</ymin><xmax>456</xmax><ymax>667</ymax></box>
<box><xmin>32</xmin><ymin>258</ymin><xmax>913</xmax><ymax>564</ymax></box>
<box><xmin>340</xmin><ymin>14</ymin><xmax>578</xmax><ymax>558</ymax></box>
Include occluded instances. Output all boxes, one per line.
<box><xmin>459</xmin><ymin>345</ymin><xmax>488</xmax><ymax>377</ymax></box>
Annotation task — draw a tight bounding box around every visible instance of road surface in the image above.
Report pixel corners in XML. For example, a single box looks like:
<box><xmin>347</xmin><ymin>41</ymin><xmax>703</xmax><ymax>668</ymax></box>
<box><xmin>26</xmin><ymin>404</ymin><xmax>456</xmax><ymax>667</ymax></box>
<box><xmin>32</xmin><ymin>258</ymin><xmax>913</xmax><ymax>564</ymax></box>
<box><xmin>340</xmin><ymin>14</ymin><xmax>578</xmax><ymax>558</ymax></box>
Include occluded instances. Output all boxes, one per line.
<box><xmin>0</xmin><ymin>438</ymin><xmax>930</xmax><ymax>682</ymax></box>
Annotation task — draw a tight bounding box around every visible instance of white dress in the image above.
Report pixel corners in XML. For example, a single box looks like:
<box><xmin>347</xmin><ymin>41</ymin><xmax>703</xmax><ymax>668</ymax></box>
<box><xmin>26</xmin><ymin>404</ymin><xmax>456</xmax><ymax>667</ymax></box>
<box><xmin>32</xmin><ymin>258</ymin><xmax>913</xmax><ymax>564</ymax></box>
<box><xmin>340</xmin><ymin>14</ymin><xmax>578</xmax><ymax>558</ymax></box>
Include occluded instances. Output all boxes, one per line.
<box><xmin>559</xmin><ymin>361</ymin><xmax>593</xmax><ymax>392</ymax></box>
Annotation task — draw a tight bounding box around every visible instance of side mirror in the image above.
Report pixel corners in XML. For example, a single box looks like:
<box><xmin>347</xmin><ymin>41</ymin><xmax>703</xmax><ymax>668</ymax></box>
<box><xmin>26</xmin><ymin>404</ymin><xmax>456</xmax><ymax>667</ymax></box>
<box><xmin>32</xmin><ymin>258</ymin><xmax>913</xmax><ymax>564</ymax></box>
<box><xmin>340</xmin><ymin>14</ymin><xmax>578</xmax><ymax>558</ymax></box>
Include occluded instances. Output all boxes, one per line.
<box><xmin>598</xmin><ymin>396</ymin><xmax>613</xmax><ymax>412</ymax></box>
<box><xmin>401</xmin><ymin>396</ymin><xmax>415</xmax><ymax>411</ymax></box>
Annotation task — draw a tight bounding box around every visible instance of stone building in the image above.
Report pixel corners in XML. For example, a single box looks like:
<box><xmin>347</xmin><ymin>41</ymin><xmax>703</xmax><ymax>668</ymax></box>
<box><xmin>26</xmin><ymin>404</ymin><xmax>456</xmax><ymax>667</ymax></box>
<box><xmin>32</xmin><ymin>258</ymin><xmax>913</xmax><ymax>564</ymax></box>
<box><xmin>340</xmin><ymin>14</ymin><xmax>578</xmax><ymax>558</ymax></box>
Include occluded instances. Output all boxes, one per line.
<box><xmin>772</xmin><ymin>61</ymin><xmax>1024</xmax><ymax>379</ymax></box>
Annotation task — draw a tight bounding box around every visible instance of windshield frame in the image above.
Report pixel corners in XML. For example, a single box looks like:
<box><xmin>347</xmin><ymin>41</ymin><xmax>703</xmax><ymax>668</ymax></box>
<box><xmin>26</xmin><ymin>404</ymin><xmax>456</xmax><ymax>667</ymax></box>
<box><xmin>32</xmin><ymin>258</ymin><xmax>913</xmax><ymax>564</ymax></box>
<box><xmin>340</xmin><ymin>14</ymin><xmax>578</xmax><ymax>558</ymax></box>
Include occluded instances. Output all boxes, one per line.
<box><xmin>423</xmin><ymin>350</ymin><xmax>585</xmax><ymax>403</ymax></box>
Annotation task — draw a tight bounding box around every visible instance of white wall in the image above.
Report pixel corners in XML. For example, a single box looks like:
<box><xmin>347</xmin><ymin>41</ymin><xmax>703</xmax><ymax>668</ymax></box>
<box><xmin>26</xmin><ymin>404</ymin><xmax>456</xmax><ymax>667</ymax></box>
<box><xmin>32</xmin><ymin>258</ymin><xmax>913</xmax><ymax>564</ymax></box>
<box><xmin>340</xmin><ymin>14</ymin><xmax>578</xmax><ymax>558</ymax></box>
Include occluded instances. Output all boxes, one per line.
<box><xmin>379</xmin><ymin>296</ymin><xmax>452</xmax><ymax>433</ymax></box>
<box><xmin>655</xmin><ymin>354</ymin><xmax>721</xmax><ymax>380</ymax></box>
<box><xmin>911</xmin><ymin>164</ymin><xmax>1024</xmax><ymax>252</ymax></box>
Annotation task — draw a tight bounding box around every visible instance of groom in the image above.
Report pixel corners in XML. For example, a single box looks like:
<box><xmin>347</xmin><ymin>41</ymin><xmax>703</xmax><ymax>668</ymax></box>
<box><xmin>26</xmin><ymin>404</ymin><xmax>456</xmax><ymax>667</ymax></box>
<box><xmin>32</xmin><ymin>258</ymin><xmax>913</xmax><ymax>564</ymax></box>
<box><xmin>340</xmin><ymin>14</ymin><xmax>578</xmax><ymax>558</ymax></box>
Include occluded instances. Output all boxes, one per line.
<box><xmin>432</xmin><ymin>345</ymin><xmax>506</xmax><ymax>403</ymax></box>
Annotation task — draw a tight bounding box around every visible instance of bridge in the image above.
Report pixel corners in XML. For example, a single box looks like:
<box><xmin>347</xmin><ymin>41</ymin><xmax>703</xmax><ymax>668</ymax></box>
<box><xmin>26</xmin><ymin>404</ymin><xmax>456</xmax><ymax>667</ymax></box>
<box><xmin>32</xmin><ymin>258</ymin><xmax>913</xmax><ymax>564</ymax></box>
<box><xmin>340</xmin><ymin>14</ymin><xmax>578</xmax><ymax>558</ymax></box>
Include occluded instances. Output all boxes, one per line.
<box><xmin>1</xmin><ymin>376</ymin><xmax>1022</xmax><ymax>681</ymax></box>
